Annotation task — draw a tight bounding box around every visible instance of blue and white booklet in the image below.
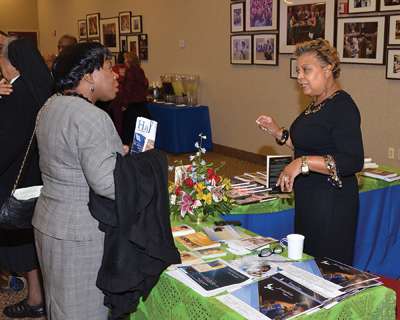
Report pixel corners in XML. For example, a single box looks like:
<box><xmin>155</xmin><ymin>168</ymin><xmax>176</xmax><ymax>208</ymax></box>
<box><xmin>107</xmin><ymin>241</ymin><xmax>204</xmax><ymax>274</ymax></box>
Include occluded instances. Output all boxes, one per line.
<box><xmin>130</xmin><ymin>117</ymin><xmax>157</xmax><ymax>154</ymax></box>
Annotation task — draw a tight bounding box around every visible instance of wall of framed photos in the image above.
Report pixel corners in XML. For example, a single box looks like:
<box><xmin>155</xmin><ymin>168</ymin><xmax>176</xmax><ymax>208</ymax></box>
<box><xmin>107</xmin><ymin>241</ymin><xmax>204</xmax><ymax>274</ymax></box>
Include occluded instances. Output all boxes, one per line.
<box><xmin>34</xmin><ymin>0</ymin><xmax>400</xmax><ymax>166</ymax></box>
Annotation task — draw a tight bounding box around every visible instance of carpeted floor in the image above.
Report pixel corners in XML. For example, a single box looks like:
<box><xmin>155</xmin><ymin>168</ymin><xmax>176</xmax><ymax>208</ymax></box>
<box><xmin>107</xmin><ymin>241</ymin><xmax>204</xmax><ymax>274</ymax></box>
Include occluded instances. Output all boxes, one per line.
<box><xmin>0</xmin><ymin>151</ymin><xmax>263</xmax><ymax>320</ymax></box>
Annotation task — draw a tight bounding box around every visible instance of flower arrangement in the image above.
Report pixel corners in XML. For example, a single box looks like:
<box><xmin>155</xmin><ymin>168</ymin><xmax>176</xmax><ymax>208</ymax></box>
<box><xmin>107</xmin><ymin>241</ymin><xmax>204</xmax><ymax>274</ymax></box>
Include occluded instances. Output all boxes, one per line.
<box><xmin>169</xmin><ymin>134</ymin><xmax>233</xmax><ymax>222</ymax></box>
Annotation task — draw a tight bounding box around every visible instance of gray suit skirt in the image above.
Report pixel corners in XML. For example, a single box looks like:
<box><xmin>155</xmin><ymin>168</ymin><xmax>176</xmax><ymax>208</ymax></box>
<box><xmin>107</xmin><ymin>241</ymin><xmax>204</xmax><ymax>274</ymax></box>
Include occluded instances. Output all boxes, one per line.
<box><xmin>34</xmin><ymin>229</ymin><xmax>108</xmax><ymax>320</ymax></box>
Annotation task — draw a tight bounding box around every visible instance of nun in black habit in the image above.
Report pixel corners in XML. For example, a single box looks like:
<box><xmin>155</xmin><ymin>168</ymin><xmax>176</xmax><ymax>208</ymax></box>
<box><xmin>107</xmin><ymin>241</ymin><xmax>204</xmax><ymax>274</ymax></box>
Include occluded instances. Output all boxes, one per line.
<box><xmin>0</xmin><ymin>37</ymin><xmax>53</xmax><ymax>318</ymax></box>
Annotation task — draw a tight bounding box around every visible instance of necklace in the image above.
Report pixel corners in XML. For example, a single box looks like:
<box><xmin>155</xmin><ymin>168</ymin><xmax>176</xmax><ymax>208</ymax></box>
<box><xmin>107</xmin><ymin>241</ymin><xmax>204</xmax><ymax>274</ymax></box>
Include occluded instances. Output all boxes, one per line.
<box><xmin>61</xmin><ymin>91</ymin><xmax>92</xmax><ymax>104</ymax></box>
<box><xmin>304</xmin><ymin>90</ymin><xmax>341</xmax><ymax>116</ymax></box>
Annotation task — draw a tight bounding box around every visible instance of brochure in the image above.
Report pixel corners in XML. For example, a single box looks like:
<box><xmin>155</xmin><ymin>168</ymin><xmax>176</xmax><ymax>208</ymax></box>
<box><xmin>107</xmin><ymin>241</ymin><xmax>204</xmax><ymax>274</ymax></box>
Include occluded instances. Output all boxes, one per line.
<box><xmin>195</xmin><ymin>248</ymin><xmax>227</xmax><ymax>259</ymax></box>
<box><xmin>219</xmin><ymin>273</ymin><xmax>328</xmax><ymax>320</ymax></box>
<box><xmin>175</xmin><ymin>232</ymin><xmax>221</xmax><ymax>251</ymax></box>
<box><xmin>168</xmin><ymin>251</ymin><xmax>203</xmax><ymax>269</ymax></box>
<box><xmin>173</xmin><ymin>260</ymin><xmax>251</xmax><ymax>296</ymax></box>
<box><xmin>171</xmin><ymin>224</ymin><xmax>196</xmax><ymax>237</ymax></box>
<box><xmin>266</xmin><ymin>155</ymin><xmax>293</xmax><ymax>193</ymax></box>
<box><xmin>202</xmin><ymin>225</ymin><xmax>244</xmax><ymax>242</ymax></box>
<box><xmin>227</xmin><ymin>236</ymin><xmax>276</xmax><ymax>252</ymax></box>
<box><xmin>130</xmin><ymin>117</ymin><xmax>157</xmax><ymax>154</ymax></box>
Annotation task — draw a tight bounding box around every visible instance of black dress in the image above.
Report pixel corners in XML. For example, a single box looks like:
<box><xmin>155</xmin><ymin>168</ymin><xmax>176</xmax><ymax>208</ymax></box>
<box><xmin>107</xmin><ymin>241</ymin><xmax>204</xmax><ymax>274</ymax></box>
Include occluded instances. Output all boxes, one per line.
<box><xmin>0</xmin><ymin>78</ymin><xmax>41</xmax><ymax>272</ymax></box>
<box><xmin>290</xmin><ymin>91</ymin><xmax>364</xmax><ymax>265</ymax></box>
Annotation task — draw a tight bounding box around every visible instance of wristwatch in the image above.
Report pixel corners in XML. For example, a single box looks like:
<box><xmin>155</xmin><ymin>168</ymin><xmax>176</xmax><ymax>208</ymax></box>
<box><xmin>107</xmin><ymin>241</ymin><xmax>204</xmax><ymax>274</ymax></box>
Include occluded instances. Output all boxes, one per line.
<box><xmin>301</xmin><ymin>156</ymin><xmax>309</xmax><ymax>175</ymax></box>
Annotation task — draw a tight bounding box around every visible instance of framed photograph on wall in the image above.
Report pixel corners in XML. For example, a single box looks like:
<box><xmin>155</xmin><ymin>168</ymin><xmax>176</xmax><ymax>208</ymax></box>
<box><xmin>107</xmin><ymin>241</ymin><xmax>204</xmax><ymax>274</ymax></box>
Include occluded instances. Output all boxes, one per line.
<box><xmin>386</xmin><ymin>48</ymin><xmax>400</xmax><ymax>79</ymax></box>
<box><xmin>336</xmin><ymin>16</ymin><xmax>385</xmax><ymax>65</ymax></box>
<box><xmin>87</xmin><ymin>13</ymin><xmax>100</xmax><ymax>38</ymax></box>
<box><xmin>78</xmin><ymin>19</ymin><xmax>87</xmax><ymax>39</ymax></box>
<box><xmin>290</xmin><ymin>58</ymin><xmax>298</xmax><ymax>79</ymax></box>
<box><xmin>119</xmin><ymin>11</ymin><xmax>131</xmax><ymax>34</ymax></box>
<box><xmin>253</xmin><ymin>34</ymin><xmax>279</xmax><ymax>65</ymax></box>
<box><xmin>246</xmin><ymin>0</ymin><xmax>278</xmax><ymax>31</ymax></box>
<box><xmin>388</xmin><ymin>15</ymin><xmax>400</xmax><ymax>45</ymax></box>
<box><xmin>231</xmin><ymin>2</ymin><xmax>245</xmax><ymax>32</ymax></box>
<box><xmin>380</xmin><ymin>0</ymin><xmax>400</xmax><ymax>12</ymax></box>
<box><xmin>131</xmin><ymin>15</ymin><xmax>143</xmax><ymax>33</ymax></box>
<box><xmin>127</xmin><ymin>35</ymin><xmax>139</xmax><ymax>57</ymax></box>
<box><xmin>279</xmin><ymin>0</ymin><xmax>335</xmax><ymax>53</ymax></box>
<box><xmin>120</xmin><ymin>35</ymin><xmax>128</xmax><ymax>52</ymax></box>
<box><xmin>139</xmin><ymin>34</ymin><xmax>149</xmax><ymax>60</ymax></box>
<box><xmin>348</xmin><ymin>0</ymin><xmax>377</xmax><ymax>13</ymax></box>
<box><xmin>231</xmin><ymin>35</ymin><xmax>252</xmax><ymax>64</ymax></box>
<box><xmin>100</xmin><ymin>17</ymin><xmax>120</xmax><ymax>53</ymax></box>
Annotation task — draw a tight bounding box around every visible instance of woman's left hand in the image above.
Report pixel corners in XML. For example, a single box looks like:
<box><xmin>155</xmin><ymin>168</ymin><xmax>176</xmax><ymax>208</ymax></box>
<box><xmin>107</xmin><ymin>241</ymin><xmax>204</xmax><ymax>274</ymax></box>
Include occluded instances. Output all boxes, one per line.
<box><xmin>276</xmin><ymin>158</ymin><xmax>302</xmax><ymax>192</ymax></box>
<box><xmin>123</xmin><ymin>145</ymin><xmax>130</xmax><ymax>155</ymax></box>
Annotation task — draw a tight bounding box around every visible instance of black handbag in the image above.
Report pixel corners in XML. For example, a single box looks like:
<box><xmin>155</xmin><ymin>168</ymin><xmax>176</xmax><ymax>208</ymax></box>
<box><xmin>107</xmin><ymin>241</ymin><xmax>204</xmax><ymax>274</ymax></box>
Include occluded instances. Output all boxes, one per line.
<box><xmin>0</xmin><ymin>108</ymin><xmax>43</xmax><ymax>230</ymax></box>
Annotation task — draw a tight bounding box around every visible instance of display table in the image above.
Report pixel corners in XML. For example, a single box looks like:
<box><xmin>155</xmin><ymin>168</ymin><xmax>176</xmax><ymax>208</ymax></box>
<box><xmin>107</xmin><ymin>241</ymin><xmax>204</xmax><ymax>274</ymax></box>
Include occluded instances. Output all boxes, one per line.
<box><xmin>222</xmin><ymin>175</ymin><xmax>400</xmax><ymax>278</ymax></box>
<box><xmin>130</xmin><ymin>218</ymin><xmax>396</xmax><ymax>320</ymax></box>
<box><xmin>147</xmin><ymin>102</ymin><xmax>213</xmax><ymax>153</ymax></box>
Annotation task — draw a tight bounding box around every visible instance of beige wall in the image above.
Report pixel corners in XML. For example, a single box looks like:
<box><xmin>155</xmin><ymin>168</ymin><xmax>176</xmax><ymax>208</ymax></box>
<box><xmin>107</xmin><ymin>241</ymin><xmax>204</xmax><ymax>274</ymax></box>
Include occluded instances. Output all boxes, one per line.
<box><xmin>36</xmin><ymin>0</ymin><xmax>400</xmax><ymax>166</ymax></box>
<box><xmin>0</xmin><ymin>0</ymin><xmax>38</xmax><ymax>31</ymax></box>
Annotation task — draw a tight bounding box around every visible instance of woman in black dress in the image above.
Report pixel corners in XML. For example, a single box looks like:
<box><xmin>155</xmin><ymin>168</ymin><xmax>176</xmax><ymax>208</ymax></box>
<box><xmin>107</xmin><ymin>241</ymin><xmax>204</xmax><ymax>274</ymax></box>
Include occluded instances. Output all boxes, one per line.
<box><xmin>0</xmin><ymin>36</ymin><xmax>52</xmax><ymax>318</ymax></box>
<box><xmin>256</xmin><ymin>39</ymin><xmax>364</xmax><ymax>265</ymax></box>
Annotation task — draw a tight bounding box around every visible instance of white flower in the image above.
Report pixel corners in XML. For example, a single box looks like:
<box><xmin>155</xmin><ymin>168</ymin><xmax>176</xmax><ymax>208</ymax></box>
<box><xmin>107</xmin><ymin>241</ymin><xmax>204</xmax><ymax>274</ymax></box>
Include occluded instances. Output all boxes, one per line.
<box><xmin>200</xmin><ymin>147</ymin><xmax>206</xmax><ymax>154</ymax></box>
<box><xmin>193</xmin><ymin>200</ymin><xmax>202</xmax><ymax>208</ymax></box>
<box><xmin>168</xmin><ymin>166</ymin><xmax>174</xmax><ymax>172</ymax></box>
<box><xmin>192</xmin><ymin>161</ymin><xmax>196</xmax><ymax>166</ymax></box>
<box><xmin>194</xmin><ymin>142</ymin><xmax>200</xmax><ymax>148</ymax></box>
<box><xmin>189</xmin><ymin>155</ymin><xmax>195</xmax><ymax>161</ymax></box>
<box><xmin>196</xmin><ymin>152</ymin><xmax>201</xmax><ymax>157</ymax></box>
<box><xmin>200</xmin><ymin>160</ymin><xmax>206</xmax><ymax>165</ymax></box>
<box><xmin>170</xmin><ymin>194</ymin><xmax>176</xmax><ymax>205</ymax></box>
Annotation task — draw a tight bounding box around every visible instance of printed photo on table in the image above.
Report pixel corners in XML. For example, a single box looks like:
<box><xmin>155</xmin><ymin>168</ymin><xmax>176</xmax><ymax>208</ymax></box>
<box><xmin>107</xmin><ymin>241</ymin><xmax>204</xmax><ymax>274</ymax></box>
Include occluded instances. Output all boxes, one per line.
<box><xmin>231</xmin><ymin>2</ymin><xmax>245</xmax><ymax>32</ymax></box>
<box><xmin>336</xmin><ymin>16</ymin><xmax>385</xmax><ymax>64</ymax></box>
<box><xmin>253</xmin><ymin>34</ymin><xmax>278</xmax><ymax>65</ymax></box>
<box><xmin>231</xmin><ymin>35</ymin><xmax>252</xmax><ymax>64</ymax></box>
<box><xmin>245</xmin><ymin>0</ymin><xmax>278</xmax><ymax>31</ymax></box>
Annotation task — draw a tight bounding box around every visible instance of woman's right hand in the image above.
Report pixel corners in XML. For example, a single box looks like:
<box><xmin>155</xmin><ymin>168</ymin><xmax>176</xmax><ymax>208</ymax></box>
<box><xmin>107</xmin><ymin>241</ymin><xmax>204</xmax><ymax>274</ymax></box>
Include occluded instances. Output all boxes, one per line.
<box><xmin>256</xmin><ymin>115</ymin><xmax>280</xmax><ymax>138</ymax></box>
<box><xmin>0</xmin><ymin>79</ymin><xmax>12</xmax><ymax>96</ymax></box>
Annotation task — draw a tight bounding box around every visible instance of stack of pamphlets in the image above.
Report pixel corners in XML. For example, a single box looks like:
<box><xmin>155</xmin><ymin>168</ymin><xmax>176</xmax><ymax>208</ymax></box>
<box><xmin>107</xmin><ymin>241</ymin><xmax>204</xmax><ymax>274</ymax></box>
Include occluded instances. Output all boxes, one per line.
<box><xmin>361</xmin><ymin>168</ymin><xmax>400</xmax><ymax>182</ymax></box>
<box><xmin>228</xmin><ymin>254</ymin><xmax>285</xmax><ymax>278</ymax></box>
<box><xmin>175</xmin><ymin>232</ymin><xmax>221</xmax><ymax>251</ymax></box>
<box><xmin>171</xmin><ymin>224</ymin><xmax>196</xmax><ymax>237</ymax></box>
<box><xmin>226</xmin><ymin>236</ymin><xmax>276</xmax><ymax>255</ymax></box>
<box><xmin>363</xmin><ymin>158</ymin><xmax>379</xmax><ymax>169</ymax></box>
<box><xmin>130</xmin><ymin>117</ymin><xmax>157</xmax><ymax>154</ymax></box>
<box><xmin>228</xmin><ymin>177</ymin><xmax>277</xmax><ymax>205</ymax></box>
<box><xmin>195</xmin><ymin>248</ymin><xmax>227</xmax><ymax>259</ymax></box>
<box><xmin>217</xmin><ymin>270</ymin><xmax>342</xmax><ymax>320</ymax></box>
<box><xmin>167</xmin><ymin>259</ymin><xmax>252</xmax><ymax>297</ymax></box>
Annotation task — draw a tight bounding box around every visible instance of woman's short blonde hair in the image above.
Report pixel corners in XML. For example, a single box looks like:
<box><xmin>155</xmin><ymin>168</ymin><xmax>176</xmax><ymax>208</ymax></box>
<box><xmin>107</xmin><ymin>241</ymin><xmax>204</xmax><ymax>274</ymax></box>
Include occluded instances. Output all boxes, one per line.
<box><xmin>124</xmin><ymin>51</ymin><xmax>140</xmax><ymax>67</ymax></box>
<box><xmin>294</xmin><ymin>39</ymin><xmax>341</xmax><ymax>79</ymax></box>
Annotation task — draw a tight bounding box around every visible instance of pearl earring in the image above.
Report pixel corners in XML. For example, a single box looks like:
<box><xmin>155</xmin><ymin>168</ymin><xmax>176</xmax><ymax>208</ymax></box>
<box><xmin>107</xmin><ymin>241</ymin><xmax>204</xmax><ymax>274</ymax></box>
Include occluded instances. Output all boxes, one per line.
<box><xmin>90</xmin><ymin>86</ymin><xmax>95</xmax><ymax>92</ymax></box>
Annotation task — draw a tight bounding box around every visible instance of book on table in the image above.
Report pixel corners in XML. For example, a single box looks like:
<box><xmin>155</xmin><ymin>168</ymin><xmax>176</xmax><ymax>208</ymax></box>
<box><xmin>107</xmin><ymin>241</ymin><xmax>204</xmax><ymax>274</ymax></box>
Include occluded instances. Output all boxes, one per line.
<box><xmin>361</xmin><ymin>168</ymin><xmax>399</xmax><ymax>181</ymax></box>
<box><xmin>175</xmin><ymin>232</ymin><xmax>221</xmax><ymax>251</ymax></box>
<box><xmin>171</xmin><ymin>224</ymin><xmax>196</xmax><ymax>237</ymax></box>
<box><xmin>168</xmin><ymin>259</ymin><xmax>252</xmax><ymax>297</ymax></box>
<box><xmin>226</xmin><ymin>236</ymin><xmax>276</xmax><ymax>252</ymax></box>
<box><xmin>130</xmin><ymin>117</ymin><xmax>157</xmax><ymax>154</ymax></box>
<box><xmin>169</xmin><ymin>250</ymin><xmax>203</xmax><ymax>268</ymax></box>
<box><xmin>195</xmin><ymin>248</ymin><xmax>227</xmax><ymax>259</ymax></box>
<box><xmin>202</xmin><ymin>225</ymin><xmax>245</xmax><ymax>242</ymax></box>
<box><xmin>218</xmin><ymin>272</ymin><xmax>332</xmax><ymax>320</ymax></box>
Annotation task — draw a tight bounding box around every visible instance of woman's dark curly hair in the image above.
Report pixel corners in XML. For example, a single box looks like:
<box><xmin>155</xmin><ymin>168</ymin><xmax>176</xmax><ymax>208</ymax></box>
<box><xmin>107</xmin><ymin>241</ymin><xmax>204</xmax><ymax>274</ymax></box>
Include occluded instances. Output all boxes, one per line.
<box><xmin>52</xmin><ymin>42</ymin><xmax>111</xmax><ymax>92</ymax></box>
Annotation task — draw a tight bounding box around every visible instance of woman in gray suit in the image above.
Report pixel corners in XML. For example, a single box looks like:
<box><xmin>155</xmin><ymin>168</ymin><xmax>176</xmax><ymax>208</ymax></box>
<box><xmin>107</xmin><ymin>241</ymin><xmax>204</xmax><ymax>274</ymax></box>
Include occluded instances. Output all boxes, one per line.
<box><xmin>33</xmin><ymin>43</ymin><xmax>125</xmax><ymax>320</ymax></box>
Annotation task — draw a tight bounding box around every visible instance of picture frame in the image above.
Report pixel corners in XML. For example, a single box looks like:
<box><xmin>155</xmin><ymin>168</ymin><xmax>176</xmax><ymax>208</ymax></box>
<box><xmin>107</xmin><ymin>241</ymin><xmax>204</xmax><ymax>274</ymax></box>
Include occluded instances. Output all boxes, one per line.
<box><xmin>86</xmin><ymin>13</ymin><xmax>100</xmax><ymax>38</ymax></box>
<box><xmin>380</xmin><ymin>0</ymin><xmax>400</xmax><ymax>12</ymax></box>
<box><xmin>231</xmin><ymin>2</ymin><xmax>245</xmax><ymax>33</ymax></box>
<box><xmin>119</xmin><ymin>11</ymin><xmax>131</xmax><ymax>34</ymax></box>
<box><xmin>111</xmin><ymin>54</ymin><xmax>117</xmax><ymax>66</ymax></box>
<box><xmin>127</xmin><ymin>35</ymin><xmax>139</xmax><ymax>57</ymax></box>
<box><xmin>131</xmin><ymin>15</ymin><xmax>143</xmax><ymax>33</ymax></box>
<box><xmin>120</xmin><ymin>35</ymin><xmax>128</xmax><ymax>52</ymax></box>
<box><xmin>290</xmin><ymin>58</ymin><xmax>298</xmax><ymax>79</ymax></box>
<box><xmin>78</xmin><ymin>19</ymin><xmax>87</xmax><ymax>39</ymax></box>
<box><xmin>252</xmin><ymin>33</ymin><xmax>279</xmax><ymax>65</ymax></box>
<box><xmin>279</xmin><ymin>0</ymin><xmax>335</xmax><ymax>54</ymax></box>
<box><xmin>231</xmin><ymin>34</ymin><xmax>252</xmax><ymax>64</ymax></box>
<box><xmin>386</xmin><ymin>48</ymin><xmax>400</xmax><ymax>79</ymax></box>
<box><xmin>245</xmin><ymin>0</ymin><xmax>278</xmax><ymax>31</ymax></box>
<box><xmin>139</xmin><ymin>34</ymin><xmax>149</xmax><ymax>61</ymax></box>
<box><xmin>388</xmin><ymin>15</ymin><xmax>400</xmax><ymax>45</ymax></box>
<box><xmin>348</xmin><ymin>0</ymin><xmax>377</xmax><ymax>13</ymax></box>
<box><xmin>336</xmin><ymin>16</ymin><xmax>386</xmax><ymax>65</ymax></box>
<box><xmin>100</xmin><ymin>17</ymin><xmax>120</xmax><ymax>53</ymax></box>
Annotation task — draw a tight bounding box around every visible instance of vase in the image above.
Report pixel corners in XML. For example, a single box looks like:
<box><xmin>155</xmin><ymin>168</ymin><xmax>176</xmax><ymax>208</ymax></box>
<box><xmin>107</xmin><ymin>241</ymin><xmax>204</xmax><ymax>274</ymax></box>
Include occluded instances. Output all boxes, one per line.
<box><xmin>191</xmin><ymin>210</ymin><xmax>208</xmax><ymax>225</ymax></box>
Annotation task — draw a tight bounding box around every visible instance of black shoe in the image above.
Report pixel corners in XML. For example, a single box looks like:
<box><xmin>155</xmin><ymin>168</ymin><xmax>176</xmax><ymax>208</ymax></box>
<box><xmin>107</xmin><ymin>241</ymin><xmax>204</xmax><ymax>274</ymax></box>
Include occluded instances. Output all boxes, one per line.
<box><xmin>3</xmin><ymin>299</ymin><xmax>46</xmax><ymax>318</ymax></box>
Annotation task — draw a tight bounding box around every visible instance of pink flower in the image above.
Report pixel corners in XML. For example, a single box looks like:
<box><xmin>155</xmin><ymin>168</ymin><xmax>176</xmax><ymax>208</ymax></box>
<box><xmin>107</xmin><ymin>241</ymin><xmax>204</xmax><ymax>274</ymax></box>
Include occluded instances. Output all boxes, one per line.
<box><xmin>180</xmin><ymin>192</ymin><xmax>194</xmax><ymax>217</ymax></box>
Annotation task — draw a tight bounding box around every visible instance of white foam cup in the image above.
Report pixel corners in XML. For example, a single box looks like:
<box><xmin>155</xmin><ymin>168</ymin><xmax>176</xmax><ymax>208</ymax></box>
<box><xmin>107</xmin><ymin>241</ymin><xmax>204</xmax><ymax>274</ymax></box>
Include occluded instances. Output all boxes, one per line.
<box><xmin>280</xmin><ymin>234</ymin><xmax>305</xmax><ymax>260</ymax></box>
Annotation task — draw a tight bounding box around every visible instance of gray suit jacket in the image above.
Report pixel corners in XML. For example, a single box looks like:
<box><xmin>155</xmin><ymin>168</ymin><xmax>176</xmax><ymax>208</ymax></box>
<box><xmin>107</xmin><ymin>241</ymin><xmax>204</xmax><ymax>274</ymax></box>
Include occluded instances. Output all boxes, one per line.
<box><xmin>33</xmin><ymin>95</ymin><xmax>123</xmax><ymax>240</ymax></box>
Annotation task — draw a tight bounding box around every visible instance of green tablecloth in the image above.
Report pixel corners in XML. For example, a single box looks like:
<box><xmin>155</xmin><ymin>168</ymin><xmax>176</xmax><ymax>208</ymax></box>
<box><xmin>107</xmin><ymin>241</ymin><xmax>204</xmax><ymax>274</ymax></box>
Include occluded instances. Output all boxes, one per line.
<box><xmin>230</xmin><ymin>170</ymin><xmax>400</xmax><ymax>215</ymax></box>
<box><xmin>130</xmin><ymin>217</ymin><xmax>396</xmax><ymax>320</ymax></box>
<box><xmin>130</xmin><ymin>273</ymin><xmax>395</xmax><ymax>320</ymax></box>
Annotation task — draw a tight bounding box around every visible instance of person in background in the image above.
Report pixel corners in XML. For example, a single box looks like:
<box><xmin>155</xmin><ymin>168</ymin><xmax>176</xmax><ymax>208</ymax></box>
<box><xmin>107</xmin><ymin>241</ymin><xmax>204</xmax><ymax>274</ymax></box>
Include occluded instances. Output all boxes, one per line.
<box><xmin>256</xmin><ymin>39</ymin><xmax>364</xmax><ymax>265</ymax></box>
<box><xmin>120</xmin><ymin>51</ymin><xmax>150</xmax><ymax>145</ymax></box>
<box><xmin>0</xmin><ymin>36</ymin><xmax>52</xmax><ymax>319</ymax></box>
<box><xmin>44</xmin><ymin>34</ymin><xmax>78</xmax><ymax>70</ymax></box>
<box><xmin>33</xmin><ymin>42</ymin><xmax>126</xmax><ymax>320</ymax></box>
